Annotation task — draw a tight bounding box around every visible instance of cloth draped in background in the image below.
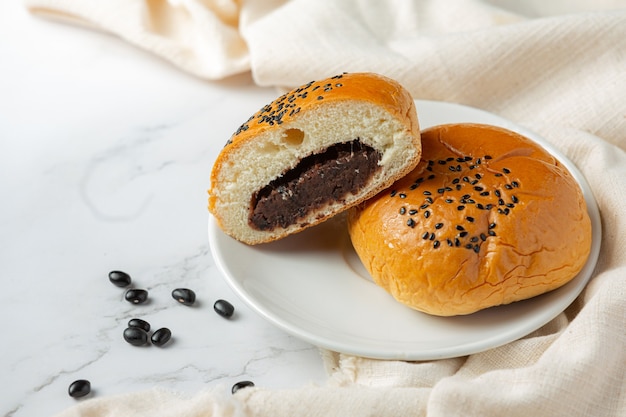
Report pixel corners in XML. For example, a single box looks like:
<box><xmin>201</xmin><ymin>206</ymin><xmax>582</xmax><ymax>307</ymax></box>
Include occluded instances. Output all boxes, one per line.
<box><xmin>25</xmin><ymin>0</ymin><xmax>626</xmax><ymax>415</ymax></box>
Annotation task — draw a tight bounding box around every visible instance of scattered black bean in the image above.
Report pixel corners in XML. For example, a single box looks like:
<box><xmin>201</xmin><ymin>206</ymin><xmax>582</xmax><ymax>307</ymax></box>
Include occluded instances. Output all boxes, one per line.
<box><xmin>108</xmin><ymin>270</ymin><xmax>131</xmax><ymax>287</ymax></box>
<box><xmin>68</xmin><ymin>379</ymin><xmax>91</xmax><ymax>398</ymax></box>
<box><xmin>172</xmin><ymin>288</ymin><xmax>196</xmax><ymax>306</ymax></box>
<box><xmin>232</xmin><ymin>380</ymin><xmax>255</xmax><ymax>394</ymax></box>
<box><xmin>214</xmin><ymin>299</ymin><xmax>235</xmax><ymax>318</ymax></box>
<box><xmin>151</xmin><ymin>328</ymin><xmax>172</xmax><ymax>347</ymax></box>
<box><xmin>123</xmin><ymin>327</ymin><xmax>148</xmax><ymax>346</ymax></box>
<box><xmin>125</xmin><ymin>289</ymin><xmax>148</xmax><ymax>304</ymax></box>
<box><xmin>128</xmin><ymin>318</ymin><xmax>150</xmax><ymax>333</ymax></box>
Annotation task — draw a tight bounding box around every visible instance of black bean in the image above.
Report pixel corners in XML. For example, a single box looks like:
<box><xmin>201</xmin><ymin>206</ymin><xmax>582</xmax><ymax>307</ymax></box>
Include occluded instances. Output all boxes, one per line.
<box><xmin>128</xmin><ymin>318</ymin><xmax>150</xmax><ymax>333</ymax></box>
<box><xmin>108</xmin><ymin>270</ymin><xmax>131</xmax><ymax>287</ymax></box>
<box><xmin>232</xmin><ymin>380</ymin><xmax>255</xmax><ymax>394</ymax></box>
<box><xmin>68</xmin><ymin>379</ymin><xmax>91</xmax><ymax>398</ymax></box>
<box><xmin>125</xmin><ymin>289</ymin><xmax>148</xmax><ymax>304</ymax></box>
<box><xmin>172</xmin><ymin>288</ymin><xmax>196</xmax><ymax>306</ymax></box>
<box><xmin>151</xmin><ymin>328</ymin><xmax>172</xmax><ymax>347</ymax></box>
<box><xmin>123</xmin><ymin>327</ymin><xmax>148</xmax><ymax>346</ymax></box>
<box><xmin>214</xmin><ymin>299</ymin><xmax>235</xmax><ymax>318</ymax></box>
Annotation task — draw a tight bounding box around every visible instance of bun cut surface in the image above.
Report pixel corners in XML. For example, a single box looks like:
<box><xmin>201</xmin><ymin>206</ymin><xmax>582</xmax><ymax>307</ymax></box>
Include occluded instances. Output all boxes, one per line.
<box><xmin>209</xmin><ymin>72</ymin><xmax>421</xmax><ymax>245</ymax></box>
<box><xmin>348</xmin><ymin>123</ymin><xmax>592</xmax><ymax>316</ymax></box>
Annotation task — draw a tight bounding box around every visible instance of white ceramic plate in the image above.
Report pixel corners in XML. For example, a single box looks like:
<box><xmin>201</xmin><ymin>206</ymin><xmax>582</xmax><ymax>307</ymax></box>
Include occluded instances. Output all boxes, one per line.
<box><xmin>209</xmin><ymin>100</ymin><xmax>601</xmax><ymax>360</ymax></box>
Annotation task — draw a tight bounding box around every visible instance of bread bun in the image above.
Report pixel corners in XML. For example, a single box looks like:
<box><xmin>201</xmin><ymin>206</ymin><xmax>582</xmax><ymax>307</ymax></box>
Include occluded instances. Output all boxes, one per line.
<box><xmin>347</xmin><ymin>123</ymin><xmax>592</xmax><ymax>316</ymax></box>
<box><xmin>209</xmin><ymin>72</ymin><xmax>421</xmax><ymax>245</ymax></box>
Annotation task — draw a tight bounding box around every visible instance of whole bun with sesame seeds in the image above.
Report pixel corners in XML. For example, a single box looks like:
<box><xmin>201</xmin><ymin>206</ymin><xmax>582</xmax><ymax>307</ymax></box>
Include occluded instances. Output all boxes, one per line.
<box><xmin>347</xmin><ymin>123</ymin><xmax>592</xmax><ymax>316</ymax></box>
<box><xmin>209</xmin><ymin>72</ymin><xmax>421</xmax><ymax>245</ymax></box>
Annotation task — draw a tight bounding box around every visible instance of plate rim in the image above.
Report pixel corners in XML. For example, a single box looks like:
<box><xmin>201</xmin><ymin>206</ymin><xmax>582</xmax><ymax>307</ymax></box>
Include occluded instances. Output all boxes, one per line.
<box><xmin>208</xmin><ymin>99</ymin><xmax>602</xmax><ymax>360</ymax></box>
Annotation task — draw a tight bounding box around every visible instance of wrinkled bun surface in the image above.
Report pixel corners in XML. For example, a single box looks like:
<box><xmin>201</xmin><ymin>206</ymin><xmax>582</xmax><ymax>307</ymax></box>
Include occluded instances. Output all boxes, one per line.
<box><xmin>209</xmin><ymin>72</ymin><xmax>421</xmax><ymax>245</ymax></box>
<box><xmin>348</xmin><ymin>123</ymin><xmax>592</xmax><ymax>316</ymax></box>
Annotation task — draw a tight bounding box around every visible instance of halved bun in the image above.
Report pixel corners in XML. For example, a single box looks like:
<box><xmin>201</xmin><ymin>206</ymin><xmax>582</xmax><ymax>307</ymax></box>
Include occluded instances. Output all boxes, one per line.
<box><xmin>347</xmin><ymin>123</ymin><xmax>592</xmax><ymax>316</ymax></box>
<box><xmin>209</xmin><ymin>72</ymin><xmax>421</xmax><ymax>245</ymax></box>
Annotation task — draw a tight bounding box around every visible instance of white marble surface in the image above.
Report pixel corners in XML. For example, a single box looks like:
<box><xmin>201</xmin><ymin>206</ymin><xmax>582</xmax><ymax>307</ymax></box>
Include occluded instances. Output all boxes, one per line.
<box><xmin>0</xmin><ymin>3</ymin><xmax>328</xmax><ymax>416</ymax></box>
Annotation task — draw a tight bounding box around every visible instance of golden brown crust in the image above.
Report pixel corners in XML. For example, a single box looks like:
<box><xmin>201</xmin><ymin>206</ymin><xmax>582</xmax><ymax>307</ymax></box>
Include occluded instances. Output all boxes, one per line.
<box><xmin>347</xmin><ymin>123</ymin><xmax>592</xmax><ymax>316</ymax></box>
<box><xmin>208</xmin><ymin>72</ymin><xmax>421</xmax><ymax>244</ymax></box>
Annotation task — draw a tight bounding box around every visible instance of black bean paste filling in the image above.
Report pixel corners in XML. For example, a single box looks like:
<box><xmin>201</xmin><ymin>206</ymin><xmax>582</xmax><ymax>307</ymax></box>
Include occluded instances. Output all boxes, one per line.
<box><xmin>250</xmin><ymin>139</ymin><xmax>381</xmax><ymax>231</ymax></box>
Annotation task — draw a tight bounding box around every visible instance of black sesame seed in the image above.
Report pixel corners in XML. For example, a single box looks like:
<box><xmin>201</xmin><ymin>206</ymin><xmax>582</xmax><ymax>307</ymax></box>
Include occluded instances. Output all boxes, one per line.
<box><xmin>480</xmin><ymin>191</ymin><xmax>490</xmax><ymax>196</ymax></box>
<box><xmin>505</xmin><ymin>184</ymin><xmax>513</xmax><ymax>189</ymax></box>
<box><xmin>456</xmin><ymin>225</ymin><xmax>465</xmax><ymax>231</ymax></box>
<box><xmin>424</xmin><ymin>211</ymin><xmax>431</xmax><ymax>218</ymax></box>
<box><xmin>409</xmin><ymin>209</ymin><xmax>418</xmax><ymax>215</ymax></box>
<box><xmin>428</xmin><ymin>174</ymin><xmax>436</xmax><ymax>180</ymax></box>
<box><xmin>512</xmin><ymin>195</ymin><xmax>519</xmax><ymax>203</ymax></box>
<box><xmin>511</xmin><ymin>181</ymin><xmax>519</xmax><ymax>188</ymax></box>
<box><xmin>459</xmin><ymin>231</ymin><xmax>469</xmax><ymax>238</ymax></box>
<box><xmin>423</xmin><ymin>191</ymin><xmax>432</xmax><ymax>196</ymax></box>
<box><xmin>504</xmin><ymin>208</ymin><xmax>510</xmax><ymax>215</ymax></box>
<box><xmin>463</xmin><ymin>176</ymin><xmax>470</xmax><ymax>183</ymax></box>
<box><xmin>390</xmin><ymin>190</ymin><xmax>397</xmax><ymax>197</ymax></box>
<box><xmin>474</xmin><ymin>186</ymin><xmax>484</xmax><ymax>192</ymax></box>
<box><xmin>488</xmin><ymin>230</ymin><xmax>497</xmax><ymax>236</ymax></box>
<box><xmin>429</xmin><ymin>233</ymin><xmax>436</xmax><ymax>241</ymax></box>
<box><xmin>407</xmin><ymin>218</ymin><xmax>416</xmax><ymax>227</ymax></box>
<box><xmin>447</xmin><ymin>239</ymin><xmax>454</xmax><ymax>246</ymax></box>
<box><xmin>466</xmin><ymin>216</ymin><xmax>475</xmax><ymax>223</ymax></box>
<box><xmin>465</xmin><ymin>244</ymin><xmax>473</xmax><ymax>249</ymax></box>
<box><xmin>456</xmin><ymin>157</ymin><xmax>465</xmax><ymax>162</ymax></box>
<box><xmin>477</xmin><ymin>203</ymin><xmax>485</xmax><ymax>209</ymax></box>
<box><xmin>420</xmin><ymin>204</ymin><xmax>429</xmax><ymax>210</ymax></box>
<box><xmin>409</xmin><ymin>184</ymin><xmax>419</xmax><ymax>190</ymax></box>
<box><xmin>435</xmin><ymin>223</ymin><xmax>444</xmax><ymax>229</ymax></box>
<box><xmin>463</xmin><ymin>194</ymin><xmax>471</xmax><ymax>199</ymax></box>
<box><xmin>457</xmin><ymin>205</ymin><xmax>465</xmax><ymax>211</ymax></box>
<box><xmin>485</xmin><ymin>204</ymin><xmax>494</xmax><ymax>210</ymax></box>
<box><xmin>214</xmin><ymin>299</ymin><xmax>235</xmax><ymax>318</ymax></box>
<box><xmin>455</xmin><ymin>238</ymin><xmax>461</xmax><ymax>247</ymax></box>
<box><xmin>495</xmin><ymin>173</ymin><xmax>503</xmax><ymax>177</ymax></box>
<box><xmin>452</xmin><ymin>178</ymin><xmax>460</xmax><ymax>184</ymax></box>
<box><xmin>448</xmin><ymin>166</ymin><xmax>457</xmax><ymax>172</ymax></box>
<box><xmin>399</xmin><ymin>193</ymin><xmax>407</xmax><ymax>199</ymax></box>
<box><xmin>438</xmin><ymin>160</ymin><xmax>447</xmax><ymax>165</ymax></box>
<box><xmin>428</xmin><ymin>160</ymin><xmax>434</xmax><ymax>166</ymax></box>
<box><xmin>434</xmin><ymin>240</ymin><xmax>440</xmax><ymax>248</ymax></box>
<box><xmin>399</xmin><ymin>207</ymin><xmax>406</xmax><ymax>215</ymax></box>
<box><xmin>456</xmin><ymin>184</ymin><xmax>462</xmax><ymax>190</ymax></box>
<box><xmin>317</xmin><ymin>96</ymin><xmax>324</xmax><ymax>100</ymax></box>
<box><xmin>484</xmin><ymin>155</ymin><xmax>493</xmax><ymax>159</ymax></box>
<box><xmin>470</xmin><ymin>236</ymin><xmax>479</xmax><ymax>243</ymax></box>
<box><xmin>464</xmin><ymin>156</ymin><xmax>473</xmax><ymax>161</ymax></box>
<box><xmin>489</xmin><ymin>222</ymin><xmax>497</xmax><ymax>229</ymax></box>
<box><xmin>422</xmin><ymin>232</ymin><xmax>430</xmax><ymax>240</ymax></box>
<box><xmin>425</xmin><ymin>197</ymin><xmax>433</xmax><ymax>204</ymax></box>
<box><xmin>68</xmin><ymin>379</ymin><xmax>91</xmax><ymax>398</ymax></box>
<box><xmin>473</xmin><ymin>245</ymin><xmax>481</xmax><ymax>253</ymax></box>
<box><xmin>437</xmin><ymin>188</ymin><xmax>446</xmax><ymax>194</ymax></box>
<box><xmin>480</xmin><ymin>233</ymin><xmax>487</xmax><ymax>241</ymax></box>
<box><xmin>475</xmin><ymin>173</ymin><xmax>482</xmax><ymax>179</ymax></box>
<box><xmin>445</xmin><ymin>199</ymin><xmax>454</xmax><ymax>203</ymax></box>
<box><xmin>506</xmin><ymin>203</ymin><xmax>515</xmax><ymax>208</ymax></box>
<box><xmin>499</xmin><ymin>199</ymin><xmax>505</xmax><ymax>205</ymax></box>
<box><xmin>502</xmin><ymin>168</ymin><xmax>511</xmax><ymax>174</ymax></box>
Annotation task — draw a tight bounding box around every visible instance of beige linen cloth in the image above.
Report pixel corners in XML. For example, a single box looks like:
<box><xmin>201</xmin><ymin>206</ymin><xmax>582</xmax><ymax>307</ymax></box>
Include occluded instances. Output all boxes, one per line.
<box><xmin>26</xmin><ymin>0</ymin><xmax>626</xmax><ymax>416</ymax></box>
